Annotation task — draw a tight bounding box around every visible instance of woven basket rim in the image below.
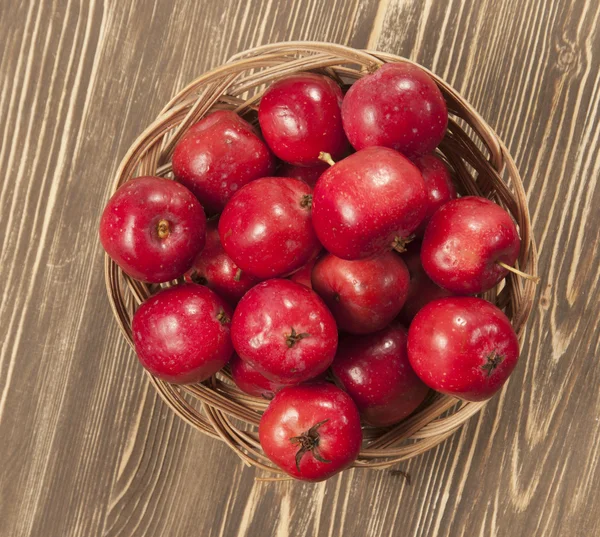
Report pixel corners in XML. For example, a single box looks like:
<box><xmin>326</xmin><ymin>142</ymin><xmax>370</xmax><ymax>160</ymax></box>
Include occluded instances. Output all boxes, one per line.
<box><xmin>104</xmin><ymin>41</ymin><xmax>538</xmax><ymax>475</ymax></box>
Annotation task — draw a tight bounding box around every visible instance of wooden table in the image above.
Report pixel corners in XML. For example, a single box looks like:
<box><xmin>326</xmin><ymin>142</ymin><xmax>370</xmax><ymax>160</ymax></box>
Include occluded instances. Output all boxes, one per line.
<box><xmin>1</xmin><ymin>1</ymin><xmax>599</xmax><ymax>535</ymax></box>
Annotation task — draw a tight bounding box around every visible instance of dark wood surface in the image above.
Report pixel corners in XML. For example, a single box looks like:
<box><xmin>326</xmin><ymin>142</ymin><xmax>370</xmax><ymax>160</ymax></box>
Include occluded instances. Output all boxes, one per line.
<box><xmin>1</xmin><ymin>0</ymin><xmax>599</xmax><ymax>535</ymax></box>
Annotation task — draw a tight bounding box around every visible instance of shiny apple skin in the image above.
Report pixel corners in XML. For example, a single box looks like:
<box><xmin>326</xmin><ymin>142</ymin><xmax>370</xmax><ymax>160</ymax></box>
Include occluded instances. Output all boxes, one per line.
<box><xmin>421</xmin><ymin>196</ymin><xmax>520</xmax><ymax>294</ymax></box>
<box><xmin>132</xmin><ymin>284</ymin><xmax>233</xmax><ymax>384</ymax></box>
<box><xmin>408</xmin><ymin>297</ymin><xmax>520</xmax><ymax>401</ymax></box>
<box><xmin>332</xmin><ymin>322</ymin><xmax>429</xmax><ymax>426</ymax></box>
<box><xmin>311</xmin><ymin>252</ymin><xmax>410</xmax><ymax>335</ymax></box>
<box><xmin>342</xmin><ymin>62</ymin><xmax>448</xmax><ymax>158</ymax></box>
<box><xmin>413</xmin><ymin>153</ymin><xmax>457</xmax><ymax>236</ymax></box>
<box><xmin>278</xmin><ymin>162</ymin><xmax>329</xmax><ymax>187</ymax></box>
<box><xmin>172</xmin><ymin>110</ymin><xmax>275</xmax><ymax>214</ymax></box>
<box><xmin>99</xmin><ymin>176</ymin><xmax>206</xmax><ymax>283</ymax></box>
<box><xmin>311</xmin><ymin>146</ymin><xmax>428</xmax><ymax>260</ymax></box>
<box><xmin>288</xmin><ymin>256</ymin><xmax>319</xmax><ymax>289</ymax></box>
<box><xmin>258</xmin><ymin>73</ymin><xmax>348</xmax><ymax>166</ymax></box>
<box><xmin>398</xmin><ymin>241</ymin><xmax>453</xmax><ymax>324</ymax></box>
<box><xmin>231</xmin><ymin>279</ymin><xmax>338</xmax><ymax>384</ymax></box>
<box><xmin>183</xmin><ymin>219</ymin><xmax>259</xmax><ymax>304</ymax></box>
<box><xmin>218</xmin><ymin>177</ymin><xmax>321</xmax><ymax>279</ymax></box>
<box><xmin>259</xmin><ymin>382</ymin><xmax>362</xmax><ymax>481</ymax></box>
<box><xmin>229</xmin><ymin>353</ymin><xmax>285</xmax><ymax>399</ymax></box>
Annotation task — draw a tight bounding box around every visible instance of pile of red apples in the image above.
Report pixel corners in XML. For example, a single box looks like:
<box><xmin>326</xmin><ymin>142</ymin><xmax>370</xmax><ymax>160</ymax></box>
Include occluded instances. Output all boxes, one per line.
<box><xmin>100</xmin><ymin>62</ymin><xmax>527</xmax><ymax>482</ymax></box>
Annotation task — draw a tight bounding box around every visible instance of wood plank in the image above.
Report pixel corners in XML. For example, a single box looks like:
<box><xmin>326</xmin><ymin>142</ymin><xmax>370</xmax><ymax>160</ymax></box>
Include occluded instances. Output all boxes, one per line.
<box><xmin>0</xmin><ymin>0</ymin><xmax>598</xmax><ymax>536</ymax></box>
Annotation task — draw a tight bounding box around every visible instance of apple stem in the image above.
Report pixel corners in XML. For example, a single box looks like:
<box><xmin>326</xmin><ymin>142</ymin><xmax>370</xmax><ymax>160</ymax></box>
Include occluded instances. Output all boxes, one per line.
<box><xmin>157</xmin><ymin>219</ymin><xmax>170</xmax><ymax>239</ymax></box>
<box><xmin>497</xmin><ymin>262</ymin><xmax>540</xmax><ymax>283</ymax></box>
<box><xmin>318</xmin><ymin>152</ymin><xmax>336</xmax><ymax>167</ymax></box>
<box><xmin>234</xmin><ymin>268</ymin><xmax>242</xmax><ymax>282</ymax></box>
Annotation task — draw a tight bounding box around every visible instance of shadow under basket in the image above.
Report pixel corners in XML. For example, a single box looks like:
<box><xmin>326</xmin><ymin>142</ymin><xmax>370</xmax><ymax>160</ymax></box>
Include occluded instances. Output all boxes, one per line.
<box><xmin>104</xmin><ymin>42</ymin><xmax>538</xmax><ymax>476</ymax></box>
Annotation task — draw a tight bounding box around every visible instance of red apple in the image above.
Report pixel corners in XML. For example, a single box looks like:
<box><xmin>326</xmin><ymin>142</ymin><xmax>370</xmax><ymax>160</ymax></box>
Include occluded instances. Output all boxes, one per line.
<box><xmin>398</xmin><ymin>241</ymin><xmax>453</xmax><ymax>324</ymax></box>
<box><xmin>421</xmin><ymin>196</ymin><xmax>520</xmax><ymax>294</ymax></box>
<box><xmin>413</xmin><ymin>153</ymin><xmax>457</xmax><ymax>236</ymax></box>
<box><xmin>172</xmin><ymin>110</ymin><xmax>275</xmax><ymax>213</ymax></box>
<box><xmin>278</xmin><ymin>162</ymin><xmax>329</xmax><ymax>187</ymax></box>
<box><xmin>229</xmin><ymin>353</ymin><xmax>285</xmax><ymax>399</ymax></box>
<box><xmin>288</xmin><ymin>256</ymin><xmax>319</xmax><ymax>289</ymax></box>
<box><xmin>312</xmin><ymin>146</ymin><xmax>428</xmax><ymax>260</ymax></box>
<box><xmin>231</xmin><ymin>279</ymin><xmax>338</xmax><ymax>384</ymax></box>
<box><xmin>332</xmin><ymin>322</ymin><xmax>429</xmax><ymax>426</ymax></box>
<box><xmin>311</xmin><ymin>252</ymin><xmax>410</xmax><ymax>334</ymax></box>
<box><xmin>99</xmin><ymin>176</ymin><xmax>206</xmax><ymax>283</ymax></box>
<box><xmin>218</xmin><ymin>177</ymin><xmax>321</xmax><ymax>279</ymax></box>
<box><xmin>407</xmin><ymin>297</ymin><xmax>520</xmax><ymax>401</ymax></box>
<box><xmin>259</xmin><ymin>383</ymin><xmax>362</xmax><ymax>481</ymax></box>
<box><xmin>132</xmin><ymin>284</ymin><xmax>233</xmax><ymax>384</ymax></box>
<box><xmin>342</xmin><ymin>62</ymin><xmax>448</xmax><ymax>158</ymax></box>
<box><xmin>258</xmin><ymin>73</ymin><xmax>348</xmax><ymax>166</ymax></box>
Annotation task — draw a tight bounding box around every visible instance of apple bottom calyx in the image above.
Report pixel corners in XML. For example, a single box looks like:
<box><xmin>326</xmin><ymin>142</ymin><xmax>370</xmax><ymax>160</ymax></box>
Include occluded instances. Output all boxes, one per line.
<box><xmin>285</xmin><ymin>327</ymin><xmax>310</xmax><ymax>348</ymax></box>
<box><xmin>392</xmin><ymin>234</ymin><xmax>415</xmax><ymax>253</ymax></box>
<box><xmin>300</xmin><ymin>195</ymin><xmax>313</xmax><ymax>209</ymax></box>
<box><xmin>481</xmin><ymin>350</ymin><xmax>504</xmax><ymax>377</ymax></box>
<box><xmin>289</xmin><ymin>419</ymin><xmax>331</xmax><ymax>471</ymax></box>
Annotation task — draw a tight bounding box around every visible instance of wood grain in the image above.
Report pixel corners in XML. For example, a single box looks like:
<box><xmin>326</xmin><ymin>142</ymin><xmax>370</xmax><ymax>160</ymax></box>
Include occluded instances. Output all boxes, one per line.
<box><xmin>0</xmin><ymin>0</ymin><xmax>598</xmax><ymax>536</ymax></box>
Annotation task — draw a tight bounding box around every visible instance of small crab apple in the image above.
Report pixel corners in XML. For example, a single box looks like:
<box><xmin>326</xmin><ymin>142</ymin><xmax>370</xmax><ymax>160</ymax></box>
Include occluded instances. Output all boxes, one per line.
<box><xmin>172</xmin><ymin>110</ymin><xmax>275</xmax><ymax>213</ymax></box>
<box><xmin>259</xmin><ymin>73</ymin><xmax>348</xmax><ymax>166</ymax></box>
<box><xmin>407</xmin><ymin>297</ymin><xmax>520</xmax><ymax>401</ymax></box>
<box><xmin>132</xmin><ymin>284</ymin><xmax>233</xmax><ymax>384</ymax></box>
<box><xmin>259</xmin><ymin>382</ymin><xmax>362</xmax><ymax>481</ymax></box>
<box><xmin>218</xmin><ymin>177</ymin><xmax>321</xmax><ymax>279</ymax></box>
<box><xmin>421</xmin><ymin>196</ymin><xmax>521</xmax><ymax>294</ymax></box>
<box><xmin>99</xmin><ymin>176</ymin><xmax>206</xmax><ymax>283</ymax></box>
<box><xmin>342</xmin><ymin>62</ymin><xmax>448</xmax><ymax>158</ymax></box>
<box><xmin>231</xmin><ymin>279</ymin><xmax>337</xmax><ymax>384</ymax></box>
<box><xmin>311</xmin><ymin>147</ymin><xmax>427</xmax><ymax>260</ymax></box>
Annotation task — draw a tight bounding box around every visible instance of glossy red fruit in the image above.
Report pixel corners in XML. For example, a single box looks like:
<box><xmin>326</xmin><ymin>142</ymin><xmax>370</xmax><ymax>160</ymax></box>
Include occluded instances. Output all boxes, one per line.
<box><xmin>311</xmin><ymin>252</ymin><xmax>410</xmax><ymax>334</ymax></box>
<box><xmin>312</xmin><ymin>147</ymin><xmax>427</xmax><ymax>260</ymax></box>
<box><xmin>342</xmin><ymin>62</ymin><xmax>448</xmax><ymax>158</ymax></box>
<box><xmin>132</xmin><ymin>284</ymin><xmax>233</xmax><ymax>384</ymax></box>
<box><xmin>172</xmin><ymin>110</ymin><xmax>275</xmax><ymax>213</ymax></box>
<box><xmin>99</xmin><ymin>176</ymin><xmax>206</xmax><ymax>283</ymax></box>
<box><xmin>230</xmin><ymin>354</ymin><xmax>285</xmax><ymax>399</ymax></box>
<box><xmin>413</xmin><ymin>154</ymin><xmax>457</xmax><ymax>236</ymax></box>
<box><xmin>231</xmin><ymin>279</ymin><xmax>338</xmax><ymax>384</ymax></box>
<box><xmin>219</xmin><ymin>177</ymin><xmax>321</xmax><ymax>279</ymax></box>
<box><xmin>259</xmin><ymin>383</ymin><xmax>362</xmax><ymax>481</ymax></box>
<box><xmin>398</xmin><ymin>241</ymin><xmax>453</xmax><ymax>324</ymax></box>
<box><xmin>332</xmin><ymin>322</ymin><xmax>429</xmax><ymax>426</ymax></box>
<box><xmin>183</xmin><ymin>219</ymin><xmax>258</xmax><ymax>304</ymax></box>
<box><xmin>407</xmin><ymin>297</ymin><xmax>520</xmax><ymax>401</ymax></box>
<box><xmin>278</xmin><ymin>162</ymin><xmax>329</xmax><ymax>187</ymax></box>
<box><xmin>288</xmin><ymin>256</ymin><xmax>319</xmax><ymax>289</ymax></box>
<box><xmin>421</xmin><ymin>196</ymin><xmax>520</xmax><ymax>294</ymax></box>
<box><xmin>258</xmin><ymin>73</ymin><xmax>348</xmax><ymax>166</ymax></box>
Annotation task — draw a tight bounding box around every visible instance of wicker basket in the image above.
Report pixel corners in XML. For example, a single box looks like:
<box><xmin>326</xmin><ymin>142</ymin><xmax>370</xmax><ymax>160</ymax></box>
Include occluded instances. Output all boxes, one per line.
<box><xmin>104</xmin><ymin>42</ymin><xmax>538</xmax><ymax>475</ymax></box>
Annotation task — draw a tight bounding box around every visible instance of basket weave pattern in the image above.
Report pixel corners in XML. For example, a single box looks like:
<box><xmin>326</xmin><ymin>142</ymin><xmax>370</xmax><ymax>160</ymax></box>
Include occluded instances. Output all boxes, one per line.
<box><xmin>104</xmin><ymin>42</ymin><xmax>538</xmax><ymax>473</ymax></box>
